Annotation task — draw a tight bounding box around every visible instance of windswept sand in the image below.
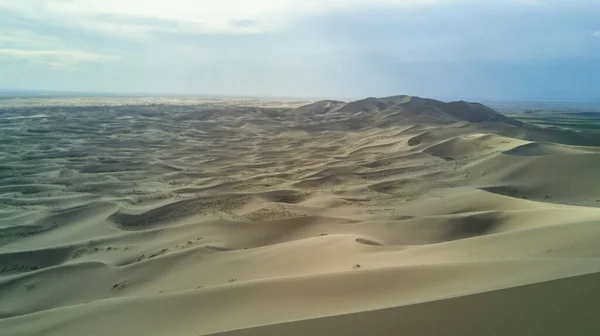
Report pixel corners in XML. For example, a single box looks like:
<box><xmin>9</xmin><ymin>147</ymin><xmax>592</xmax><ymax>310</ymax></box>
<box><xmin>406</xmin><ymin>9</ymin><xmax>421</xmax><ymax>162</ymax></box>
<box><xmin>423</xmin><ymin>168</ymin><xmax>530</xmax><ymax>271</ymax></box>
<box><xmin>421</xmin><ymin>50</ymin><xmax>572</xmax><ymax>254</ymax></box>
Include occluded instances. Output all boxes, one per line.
<box><xmin>2</xmin><ymin>96</ymin><xmax>600</xmax><ymax>335</ymax></box>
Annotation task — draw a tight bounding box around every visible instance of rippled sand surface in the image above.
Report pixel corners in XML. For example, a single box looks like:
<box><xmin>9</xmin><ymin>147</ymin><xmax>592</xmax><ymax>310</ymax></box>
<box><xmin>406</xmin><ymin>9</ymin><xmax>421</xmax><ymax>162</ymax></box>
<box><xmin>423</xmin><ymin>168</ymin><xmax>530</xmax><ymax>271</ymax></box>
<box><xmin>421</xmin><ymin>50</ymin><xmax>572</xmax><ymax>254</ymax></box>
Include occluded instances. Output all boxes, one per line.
<box><xmin>2</xmin><ymin>96</ymin><xmax>600</xmax><ymax>336</ymax></box>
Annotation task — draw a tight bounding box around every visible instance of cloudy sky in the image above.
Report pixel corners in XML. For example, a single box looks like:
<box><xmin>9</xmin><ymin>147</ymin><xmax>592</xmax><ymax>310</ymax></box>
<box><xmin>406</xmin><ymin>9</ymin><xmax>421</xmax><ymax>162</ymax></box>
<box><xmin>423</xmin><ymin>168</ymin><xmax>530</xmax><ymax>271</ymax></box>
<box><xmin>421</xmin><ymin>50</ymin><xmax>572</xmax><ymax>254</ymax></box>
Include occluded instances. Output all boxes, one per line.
<box><xmin>0</xmin><ymin>0</ymin><xmax>599</xmax><ymax>100</ymax></box>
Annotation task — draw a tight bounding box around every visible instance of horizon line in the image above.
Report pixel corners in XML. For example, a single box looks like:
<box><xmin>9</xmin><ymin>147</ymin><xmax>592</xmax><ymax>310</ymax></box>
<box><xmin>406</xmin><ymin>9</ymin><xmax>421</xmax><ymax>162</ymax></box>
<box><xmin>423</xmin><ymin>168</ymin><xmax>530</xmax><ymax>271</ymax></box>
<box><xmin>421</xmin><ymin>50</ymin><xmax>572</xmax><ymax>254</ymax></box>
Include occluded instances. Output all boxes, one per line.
<box><xmin>2</xmin><ymin>88</ymin><xmax>600</xmax><ymax>104</ymax></box>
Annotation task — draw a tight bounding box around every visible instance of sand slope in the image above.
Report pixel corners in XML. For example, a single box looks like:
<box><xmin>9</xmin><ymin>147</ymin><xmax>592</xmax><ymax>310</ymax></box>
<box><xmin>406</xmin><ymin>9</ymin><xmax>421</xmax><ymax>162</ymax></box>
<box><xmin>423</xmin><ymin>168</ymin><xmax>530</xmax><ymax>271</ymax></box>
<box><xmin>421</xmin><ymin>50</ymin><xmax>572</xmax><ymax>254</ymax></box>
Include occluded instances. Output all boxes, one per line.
<box><xmin>2</xmin><ymin>96</ymin><xmax>600</xmax><ymax>335</ymax></box>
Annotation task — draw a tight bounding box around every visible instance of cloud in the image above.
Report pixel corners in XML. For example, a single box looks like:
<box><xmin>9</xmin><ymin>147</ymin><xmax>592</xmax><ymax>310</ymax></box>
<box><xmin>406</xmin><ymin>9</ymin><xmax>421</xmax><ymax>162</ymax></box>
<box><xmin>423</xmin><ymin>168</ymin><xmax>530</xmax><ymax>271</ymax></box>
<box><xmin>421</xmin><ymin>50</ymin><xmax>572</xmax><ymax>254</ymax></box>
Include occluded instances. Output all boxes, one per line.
<box><xmin>0</xmin><ymin>0</ymin><xmax>598</xmax><ymax>99</ymax></box>
<box><xmin>505</xmin><ymin>0</ymin><xmax>546</xmax><ymax>7</ymax></box>
<box><xmin>0</xmin><ymin>49</ymin><xmax>115</xmax><ymax>60</ymax></box>
<box><xmin>230</xmin><ymin>20</ymin><xmax>258</xmax><ymax>28</ymax></box>
<box><xmin>0</xmin><ymin>30</ymin><xmax>62</xmax><ymax>48</ymax></box>
<box><xmin>593</xmin><ymin>31</ymin><xmax>600</xmax><ymax>37</ymax></box>
<box><xmin>0</xmin><ymin>48</ymin><xmax>118</xmax><ymax>68</ymax></box>
<box><xmin>0</xmin><ymin>0</ymin><xmax>562</xmax><ymax>39</ymax></box>
<box><xmin>0</xmin><ymin>0</ymin><xmax>457</xmax><ymax>36</ymax></box>
<box><xmin>0</xmin><ymin>24</ymin><xmax>118</xmax><ymax>69</ymax></box>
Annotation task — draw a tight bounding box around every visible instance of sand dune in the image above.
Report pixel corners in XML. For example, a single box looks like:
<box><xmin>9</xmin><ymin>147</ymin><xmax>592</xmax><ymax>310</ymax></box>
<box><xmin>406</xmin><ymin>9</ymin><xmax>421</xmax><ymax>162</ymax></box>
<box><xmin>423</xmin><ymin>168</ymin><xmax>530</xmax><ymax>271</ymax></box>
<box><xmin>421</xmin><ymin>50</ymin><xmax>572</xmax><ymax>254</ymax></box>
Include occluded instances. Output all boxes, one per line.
<box><xmin>2</xmin><ymin>96</ymin><xmax>600</xmax><ymax>335</ymax></box>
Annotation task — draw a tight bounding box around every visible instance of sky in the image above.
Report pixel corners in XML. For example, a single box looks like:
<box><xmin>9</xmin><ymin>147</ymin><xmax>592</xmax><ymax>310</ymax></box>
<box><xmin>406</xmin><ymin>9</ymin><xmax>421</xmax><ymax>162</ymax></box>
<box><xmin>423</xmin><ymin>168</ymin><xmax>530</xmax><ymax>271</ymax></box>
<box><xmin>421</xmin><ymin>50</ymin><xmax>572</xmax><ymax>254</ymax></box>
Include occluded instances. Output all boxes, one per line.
<box><xmin>0</xmin><ymin>0</ymin><xmax>599</xmax><ymax>100</ymax></box>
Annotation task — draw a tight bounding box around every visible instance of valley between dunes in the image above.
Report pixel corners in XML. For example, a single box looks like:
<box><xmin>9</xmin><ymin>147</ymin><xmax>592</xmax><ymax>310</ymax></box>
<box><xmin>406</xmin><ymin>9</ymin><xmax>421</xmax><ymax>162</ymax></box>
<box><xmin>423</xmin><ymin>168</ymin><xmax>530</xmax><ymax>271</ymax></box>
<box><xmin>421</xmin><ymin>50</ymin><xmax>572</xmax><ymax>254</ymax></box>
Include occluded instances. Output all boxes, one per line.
<box><xmin>2</xmin><ymin>95</ymin><xmax>600</xmax><ymax>335</ymax></box>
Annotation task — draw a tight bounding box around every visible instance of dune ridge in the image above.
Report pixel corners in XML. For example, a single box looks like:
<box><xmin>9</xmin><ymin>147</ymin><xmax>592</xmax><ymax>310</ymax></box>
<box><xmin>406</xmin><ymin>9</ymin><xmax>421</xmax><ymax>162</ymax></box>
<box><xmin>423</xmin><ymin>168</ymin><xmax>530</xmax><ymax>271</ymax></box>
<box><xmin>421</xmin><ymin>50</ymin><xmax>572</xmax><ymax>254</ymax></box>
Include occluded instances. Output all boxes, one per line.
<box><xmin>2</xmin><ymin>96</ymin><xmax>600</xmax><ymax>335</ymax></box>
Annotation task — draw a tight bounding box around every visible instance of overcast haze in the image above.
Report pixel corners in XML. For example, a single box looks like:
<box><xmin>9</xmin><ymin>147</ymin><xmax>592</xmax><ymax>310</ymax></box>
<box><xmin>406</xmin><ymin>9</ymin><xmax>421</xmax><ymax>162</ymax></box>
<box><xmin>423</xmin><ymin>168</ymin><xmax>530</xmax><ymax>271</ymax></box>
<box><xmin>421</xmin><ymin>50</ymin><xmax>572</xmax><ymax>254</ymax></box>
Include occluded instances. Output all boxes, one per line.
<box><xmin>1</xmin><ymin>0</ymin><xmax>599</xmax><ymax>100</ymax></box>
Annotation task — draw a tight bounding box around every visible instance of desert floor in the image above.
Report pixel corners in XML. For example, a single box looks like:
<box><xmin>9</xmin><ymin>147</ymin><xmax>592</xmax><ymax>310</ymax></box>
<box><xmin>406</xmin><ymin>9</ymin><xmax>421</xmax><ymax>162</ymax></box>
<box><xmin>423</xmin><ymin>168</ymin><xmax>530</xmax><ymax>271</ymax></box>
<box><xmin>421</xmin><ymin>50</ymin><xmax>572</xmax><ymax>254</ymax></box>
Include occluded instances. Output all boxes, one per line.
<box><xmin>2</xmin><ymin>95</ymin><xmax>600</xmax><ymax>335</ymax></box>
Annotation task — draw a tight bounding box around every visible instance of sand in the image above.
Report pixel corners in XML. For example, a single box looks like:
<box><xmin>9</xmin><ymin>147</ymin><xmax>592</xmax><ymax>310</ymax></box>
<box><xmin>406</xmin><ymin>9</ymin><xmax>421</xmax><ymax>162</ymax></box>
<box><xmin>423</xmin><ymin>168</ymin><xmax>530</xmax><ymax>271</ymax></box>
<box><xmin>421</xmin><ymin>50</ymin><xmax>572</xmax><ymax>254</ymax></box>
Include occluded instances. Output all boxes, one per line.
<box><xmin>1</xmin><ymin>95</ymin><xmax>600</xmax><ymax>335</ymax></box>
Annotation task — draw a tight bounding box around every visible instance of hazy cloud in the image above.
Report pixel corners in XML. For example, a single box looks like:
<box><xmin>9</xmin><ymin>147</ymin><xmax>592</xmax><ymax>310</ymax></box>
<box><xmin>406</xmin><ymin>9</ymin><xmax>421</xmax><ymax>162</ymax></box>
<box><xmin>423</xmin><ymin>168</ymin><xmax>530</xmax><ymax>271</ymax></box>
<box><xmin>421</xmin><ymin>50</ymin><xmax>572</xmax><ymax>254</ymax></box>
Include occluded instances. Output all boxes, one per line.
<box><xmin>0</xmin><ymin>0</ymin><xmax>444</xmax><ymax>34</ymax></box>
<box><xmin>0</xmin><ymin>30</ymin><xmax>62</xmax><ymax>48</ymax></box>
<box><xmin>0</xmin><ymin>48</ymin><xmax>118</xmax><ymax>69</ymax></box>
<box><xmin>0</xmin><ymin>0</ymin><xmax>599</xmax><ymax>99</ymax></box>
<box><xmin>230</xmin><ymin>20</ymin><xmax>258</xmax><ymax>29</ymax></box>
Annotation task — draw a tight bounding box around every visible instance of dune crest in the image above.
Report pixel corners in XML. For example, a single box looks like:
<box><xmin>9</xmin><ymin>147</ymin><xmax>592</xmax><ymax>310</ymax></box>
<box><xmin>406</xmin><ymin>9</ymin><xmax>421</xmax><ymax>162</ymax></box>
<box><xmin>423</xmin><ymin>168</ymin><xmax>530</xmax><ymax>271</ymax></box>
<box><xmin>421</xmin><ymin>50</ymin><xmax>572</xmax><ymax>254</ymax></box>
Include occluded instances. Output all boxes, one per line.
<box><xmin>2</xmin><ymin>96</ymin><xmax>600</xmax><ymax>335</ymax></box>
